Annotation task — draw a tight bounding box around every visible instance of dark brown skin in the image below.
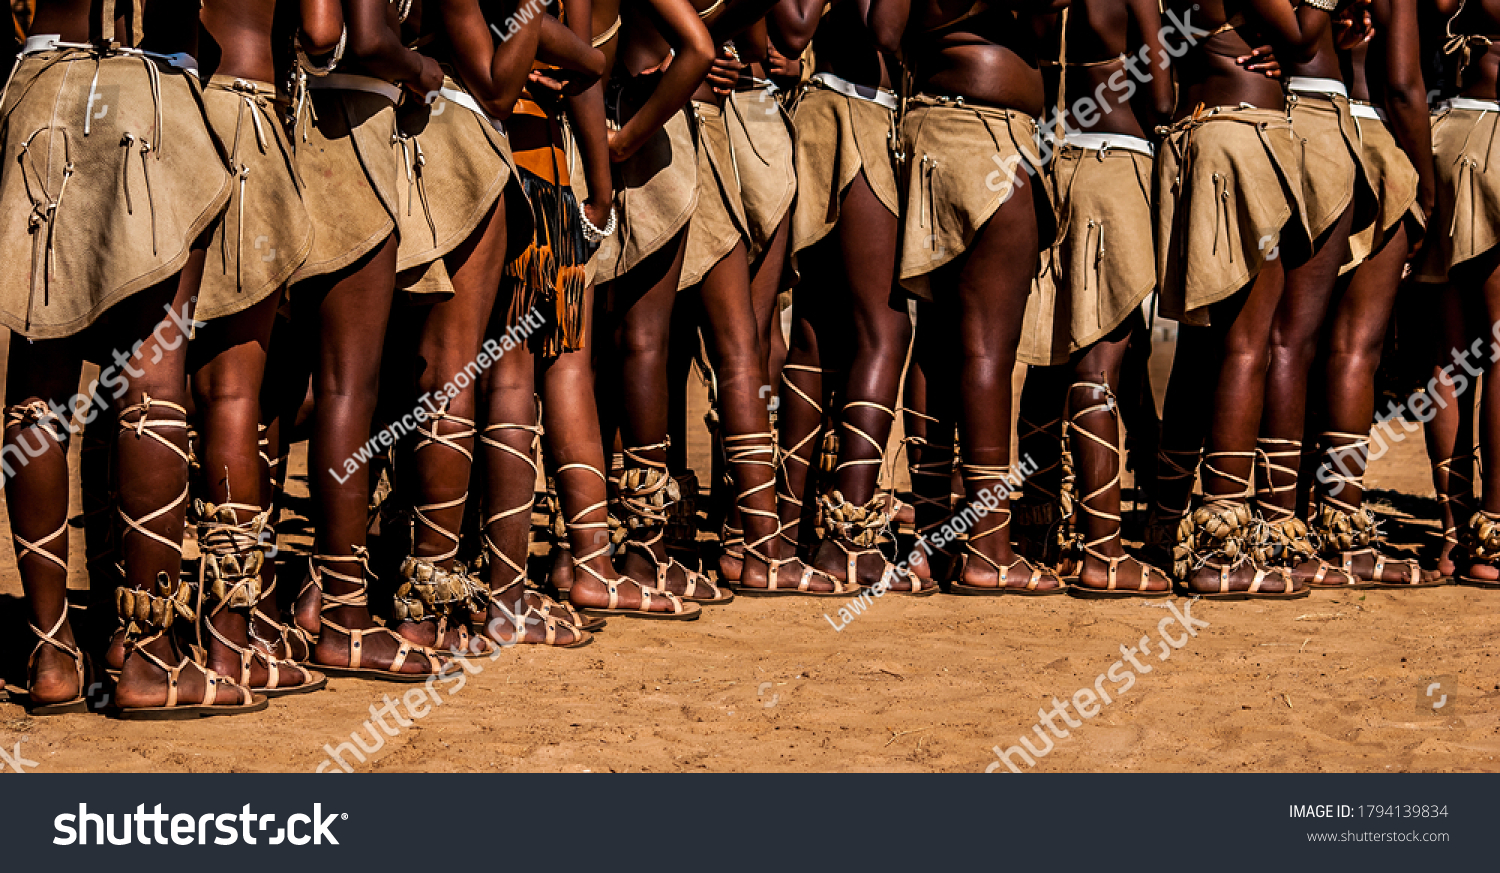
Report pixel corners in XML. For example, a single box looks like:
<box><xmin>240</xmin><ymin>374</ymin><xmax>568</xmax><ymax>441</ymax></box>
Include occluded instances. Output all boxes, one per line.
<box><xmin>1152</xmin><ymin>0</ymin><xmax>1324</xmax><ymax>596</ymax></box>
<box><xmin>184</xmin><ymin>0</ymin><xmax>322</xmax><ymax>690</ymax></box>
<box><xmin>11</xmin><ymin>0</ymin><xmax>263</xmax><ymax>709</ymax></box>
<box><xmin>1014</xmin><ymin>0</ymin><xmax>1171</xmax><ymax>593</ymax></box>
<box><xmin>386</xmin><ymin>0</ymin><xmax>571</xmax><ymax>648</ymax></box>
<box><xmin>1258</xmin><ymin>2</ymin><xmax>1367</xmax><ymax>588</ymax></box>
<box><xmin>755</xmin><ymin>0</ymin><xmax>917</xmax><ymax>591</ymax></box>
<box><xmin>864</xmin><ymin>0</ymin><xmax>1067</xmax><ymax>590</ymax></box>
<box><xmin>1433</xmin><ymin>0</ymin><xmax>1500</xmax><ymax>581</ymax></box>
<box><xmin>289</xmin><ymin>0</ymin><xmax>448</xmax><ymax>676</ymax></box>
<box><xmin>1304</xmin><ymin>0</ymin><xmax>1431</xmax><ymax>584</ymax></box>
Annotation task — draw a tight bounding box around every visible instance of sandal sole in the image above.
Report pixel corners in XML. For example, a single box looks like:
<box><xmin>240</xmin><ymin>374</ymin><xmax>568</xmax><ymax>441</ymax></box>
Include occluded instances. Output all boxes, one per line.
<box><xmin>950</xmin><ymin>583</ymin><xmax>1067</xmax><ymax>597</ymax></box>
<box><xmin>13</xmin><ymin>696</ymin><xmax>90</xmax><ymax>716</ymax></box>
<box><xmin>580</xmin><ymin>605</ymin><xmax>703</xmax><ymax>620</ymax></box>
<box><xmin>1457</xmin><ymin>576</ymin><xmax>1500</xmax><ymax>589</ymax></box>
<box><xmin>116</xmin><ymin>694</ymin><xmax>270</xmax><ymax>721</ymax></box>
<box><xmin>255</xmin><ymin>674</ymin><xmax>329</xmax><ymax>698</ymax></box>
<box><xmin>1067</xmin><ymin>586</ymin><xmax>1173</xmax><ymax>600</ymax></box>
<box><xmin>733</xmin><ymin>585</ymin><xmax>859</xmax><ymax>598</ymax></box>
<box><xmin>316</xmin><ymin>666</ymin><xmax>449</xmax><ymax>683</ymax></box>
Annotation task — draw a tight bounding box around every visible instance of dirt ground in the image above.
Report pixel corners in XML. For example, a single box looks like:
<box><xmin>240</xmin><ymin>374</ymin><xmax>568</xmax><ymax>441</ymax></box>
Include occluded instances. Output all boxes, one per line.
<box><xmin>1</xmin><ymin>333</ymin><xmax>1496</xmax><ymax>774</ymax></box>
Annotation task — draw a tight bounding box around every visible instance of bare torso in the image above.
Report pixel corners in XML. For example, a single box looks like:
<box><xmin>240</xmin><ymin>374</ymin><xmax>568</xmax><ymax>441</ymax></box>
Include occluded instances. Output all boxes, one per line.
<box><xmin>906</xmin><ymin>0</ymin><xmax>1047</xmax><ymax>114</ymax></box>
<box><xmin>1041</xmin><ymin>0</ymin><xmax>1144</xmax><ymax>136</ymax></box>
<box><xmin>1448</xmin><ymin>0</ymin><xmax>1500</xmax><ymax>99</ymax></box>
<box><xmin>1168</xmin><ymin>0</ymin><xmax>1286</xmax><ymax>118</ymax></box>
<box><xmin>814</xmin><ymin>0</ymin><xmax>894</xmax><ymax>89</ymax></box>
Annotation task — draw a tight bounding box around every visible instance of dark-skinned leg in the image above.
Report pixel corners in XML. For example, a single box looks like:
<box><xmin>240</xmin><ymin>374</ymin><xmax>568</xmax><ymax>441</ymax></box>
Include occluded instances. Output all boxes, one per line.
<box><xmin>108</xmin><ymin>256</ymin><xmax>263</xmax><ymax>712</ymax></box>
<box><xmin>941</xmin><ymin>184</ymin><xmax>1061</xmax><ymax>593</ymax></box>
<box><xmin>294</xmin><ymin>237</ymin><xmax>442</xmax><ymax>677</ymax></box>
<box><xmin>804</xmin><ymin>175</ymin><xmax>924</xmax><ymax>591</ymax></box>
<box><xmin>702</xmin><ymin>239</ymin><xmax>843</xmax><ymax>593</ymax></box>
<box><xmin>1257</xmin><ymin>208</ymin><xmax>1358</xmax><ymax>587</ymax></box>
<box><xmin>1014</xmin><ymin>364</ymin><xmax>1073</xmax><ymax>571</ymax></box>
<box><xmin>1423</xmin><ymin>282</ymin><xmax>1477</xmax><ymax>578</ymax></box>
<box><xmin>1143</xmin><ymin>323</ymin><xmax>1219</xmax><ymax>566</ymax></box>
<box><xmin>611</xmin><ymin>233</ymin><xmax>712</xmax><ymax>593</ymax></box>
<box><xmin>1315</xmin><ymin>222</ymin><xmax>1422</xmax><ymax>584</ymax></box>
<box><xmin>903</xmin><ymin>312</ymin><xmax>957</xmax><ymax>584</ymax></box>
<box><xmin>769</xmin><ymin>259</ymin><xmax>840</xmax><ymax>575</ymax></box>
<box><xmin>5</xmin><ymin>335</ymin><xmax>84</xmax><ymax>708</ymax></box>
<box><xmin>391</xmin><ymin>199</ymin><xmax>507</xmax><ymax>656</ymax></box>
<box><xmin>1458</xmin><ymin>248</ymin><xmax>1500</xmax><ymax>584</ymax></box>
<box><xmin>1068</xmin><ymin>316</ymin><xmax>1171</xmax><ymax>595</ymax></box>
<box><xmin>191</xmin><ymin>289</ymin><xmax>321</xmax><ymax>692</ymax></box>
<box><xmin>1183</xmin><ymin>261</ymin><xmax>1302</xmax><ymax>596</ymax></box>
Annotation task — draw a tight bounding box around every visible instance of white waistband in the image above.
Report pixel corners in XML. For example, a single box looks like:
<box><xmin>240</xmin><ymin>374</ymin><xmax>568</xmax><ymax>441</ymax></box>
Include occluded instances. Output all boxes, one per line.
<box><xmin>810</xmin><ymin>72</ymin><xmax>897</xmax><ymax>111</ymax></box>
<box><xmin>1062</xmin><ymin>132</ymin><xmax>1154</xmax><ymax>156</ymax></box>
<box><xmin>1288</xmin><ymin>76</ymin><xmax>1348</xmax><ymax>98</ymax></box>
<box><xmin>1446</xmin><ymin>97</ymin><xmax>1500</xmax><ymax>113</ymax></box>
<box><xmin>308</xmin><ymin>73</ymin><xmax>401</xmax><ymax>103</ymax></box>
<box><xmin>1350</xmin><ymin>102</ymin><xmax>1388</xmax><ymax>122</ymax></box>
<box><xmin>21</xmin><ymin>34</ymin><xmax>198</xmax><ymax>77</ymax></box>
<box><xmin>437</xmin><ymin>86</ymin><xmax>506</xmax><ymax>135</ymax></box>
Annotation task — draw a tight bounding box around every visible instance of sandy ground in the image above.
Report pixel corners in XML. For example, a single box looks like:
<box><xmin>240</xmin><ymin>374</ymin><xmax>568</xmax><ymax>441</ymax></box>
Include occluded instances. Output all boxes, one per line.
<box><xmin>1</xmin><ymin>334</ymin><xmax>1497</xmax><ymax>774</ymax></box>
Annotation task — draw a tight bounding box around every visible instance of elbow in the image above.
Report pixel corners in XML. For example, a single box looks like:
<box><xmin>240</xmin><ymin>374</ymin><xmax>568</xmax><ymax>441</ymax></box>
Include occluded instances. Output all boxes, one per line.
<box><xmin>479</xmin><ymin>99</ymin><xmax>516</xmax><ymax>121</ymax></box>
<box><xmin>681</xmin><ymin>29</ymin><xmax>717</xmax><ymax>78</ymax></box>
<box><xmin>1386</xmin><ymin>81</ymin><xmax>1426</xmax><ymax>111</ymax></box>
<box><xmin>301</xmin><ymin>21</ymin><xmax>344</xmax><ymax>57</ymax></box>
<box><xmin>584</xmin><ymin>46</ymin><xmax>606</xmax><ymax>80</ymax></box>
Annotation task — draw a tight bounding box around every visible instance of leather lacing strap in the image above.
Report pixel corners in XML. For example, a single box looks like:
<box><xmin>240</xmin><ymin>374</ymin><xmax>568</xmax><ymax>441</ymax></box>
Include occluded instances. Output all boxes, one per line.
<box><xmin>206</xmin><ymin>78</ymin><xmax>274</xmax><ymax>294</ymax></box>
<box><xmin>412</xmin><ymin>399</ymin><xmax>477</xmax><ymax>564</ymax></box>
<box><xmin>1433</xmin><ymin>452</ymin><xmax>1477</xmax><ymax>546</ymax></box>
<box><xmin>479</xmin><ymin>419</ymin><xmax>544</xmax><ymax>592</ymax></box>
<box><xmin>1254</xmin><ymin>436</ymin><xmax>1303</xmax><ymax>523</ymax></box>
<box><xmin>27</xmin><ymin>608</ymin><xmax>84</xmax><ymax>697</ymax></box>
<box><xmin>561</xmin><ymin>462</ymin><xmax>684</xmax><ymax>612</ymax></box>
<box><xmin>118</xmin><ymin>572</ymin><xmax>254</xmax><ymax>708</ymax></box>
<box><xmin>960</xmin><ymin>463</ymin><xmax>1047</xmax><ymax>590</ymax></box>
<box><xmin>16</xmin><ymin>128</ymin><xmax>74</xmax><ymax>327</ymax></box>
<box><xmin>300</xmin><ymin>548</ymin><xmax>439</xmax><ymax>673</ymax></box>
<box><xmin>1444</xmin><ymin>0</ymin><xmax>1498</xmax><ymax>88</ymax></box>
<box><xmin>116</xmin><ymin>395</ymin><xmax>190</xmax><ymax>558</ymax></box>
<box><xmin>904</xmin><ymin>409</ymin><xmax>956</xmax><ymax>550</ymax></box>
<box><xmin>394</xmin><ymin>131</ymin><xmax>438</xmax><ymax>247</ymax></box>
<box><xmin>617</xmin><ymin>439</ymin><xmax>713</xmax><ymax>597</ymax></box>
<box><xmin>726</xmin><ymin>431</ymin><xmax>780</xmax><ymax>565</ymax></box>
<box><xmin>1068</xmin><ymin>381</ymin><xmax>1123</xmax><ymax>560</ymax></box>
<box><xmin>1154</xmin><ymin>447</ymin><xmax>1200</xmax><ymax>515</ymax></box>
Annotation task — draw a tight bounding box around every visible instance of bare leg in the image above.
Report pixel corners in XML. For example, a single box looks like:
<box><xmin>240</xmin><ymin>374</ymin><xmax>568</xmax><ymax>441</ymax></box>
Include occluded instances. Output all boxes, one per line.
<box><xmin>1457</xmin><ymin>248</ymin><xmax>1500</xmax><ymax>584</ymax></box>
<box><xmin>294</xmin><ymin>238</ymin><xmax>443</xmax><ymax>677</ymax></box>
<box><xmin>933</xmin><ymin>177</ymin><xmax>1061</xmax><ymax>593</ymax></box>
<box><xmin>1422</xmin><ymin>282</ymin><xmax>1477</xmax><ymax>577</ymax></box>
<box><xmin>1257</xmin><ymin>206</ymin><xmax>1358</xmax><ymax>586</ymax></box>
<box><xmin>191</xmin><ymin>290</ymin><xmax>320</xmax><ymax>692</ymax></box>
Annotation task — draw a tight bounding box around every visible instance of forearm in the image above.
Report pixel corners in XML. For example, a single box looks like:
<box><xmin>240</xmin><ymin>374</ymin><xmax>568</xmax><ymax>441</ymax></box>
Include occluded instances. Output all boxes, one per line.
<box><xmin>613</xmin><ymin>43</ymin><xmax>712</xmax><ymax>158</ymax></box>
<box><xmin>538</xmin><ymin>14</ymin><xmax>606</xmax><ymax>77</ymax></box>
<box><xmin>1388</xmin><ymin>89</ymin><xmax>1436</xmax><ymax>215</ymax></box>
<box><xmin>567</xmin><ymin>83</ymin><xmax>614</xmax><ymax>203</ymax></box>
<box><xmin>347</xmin><ymin>0</ymin><xmax>425</xmax><ymax>83</ymax></box>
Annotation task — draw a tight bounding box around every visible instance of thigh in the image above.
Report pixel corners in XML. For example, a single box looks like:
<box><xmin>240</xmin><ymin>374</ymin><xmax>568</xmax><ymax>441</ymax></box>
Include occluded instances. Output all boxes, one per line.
<box><xmin>950</xmin><ymin>184</ymin><xmax>1040</xmax><ymax>355</ymax></box>
<box><xmin>314</xmin><ymin>238</ymin><xmax>398</xmax><ymax>393</ymax></box>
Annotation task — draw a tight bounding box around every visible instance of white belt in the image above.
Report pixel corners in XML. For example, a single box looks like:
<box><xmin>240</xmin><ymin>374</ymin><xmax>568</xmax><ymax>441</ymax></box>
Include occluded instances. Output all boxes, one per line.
<box><xmin>810</xmin><ymin>72</ymin><xmax>897</xmax><ymax>111</ymax></box>
<box><xmin>1062</xmin><ymin>132</ymin><xmax>1154</xmax><ymax>156</ymax></box>
<box><xmin>1288</xmin><ymin>76</ymin><xmax>1348</xmax><ymax>99</ymax></box>
<box><xmin>1350</xmin><ymin>102</ymin><xmax>1388</xmax><ymax>122</ymax></box>
<box><xmin>438</xmin><ymin>86</ymin><xmax>506</xmax><ymax>135</ymax></box>
<box><xmin>308</xmin><ymin>73</ymin><xmax>401</xmax><ymax>104</ymax></box>
<box><xmin>21</xmin><ymin>34</ymin><xmax>198</xmax><ymax>77</ymax></box>
<box><xmin>1446</xmin><ymin>97</ymin><xmax>1500</xmax><ymax>113</ymax></box>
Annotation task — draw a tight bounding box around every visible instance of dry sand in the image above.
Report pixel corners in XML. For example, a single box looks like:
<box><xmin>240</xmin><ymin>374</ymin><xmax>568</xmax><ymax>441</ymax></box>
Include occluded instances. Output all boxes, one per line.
<box><xmin>1</xmin><ymin>339</ymin><xmax>1496</xmax><ymax>773</ymax></box>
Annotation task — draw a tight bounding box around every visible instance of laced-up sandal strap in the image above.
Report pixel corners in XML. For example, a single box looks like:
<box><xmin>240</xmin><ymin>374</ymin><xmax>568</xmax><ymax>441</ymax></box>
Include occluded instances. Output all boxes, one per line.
<box><xmin>904</xmin><ymin>422</ymin><xmax>956</xmax><ymax>553</ymax></box>
<box><xmin>410</xmin><ymin>402</ymin><xmax>477</xmax><ymax>564</ymax></box>
<box><xmin>945</xmin><ymin>464</ymin><xmax>1059</xmax><ymax>596</ymax></box>
<box><xmin>726</xmin><ymin>431</ymin><xmax>781</xmax><ymax>560</ymax></box>
<box><xmin>304</xmin><ymin>550</ymin><xmax>444</xmax><ymax>677</ymax></box>
<box><xmin>1153</xmin><ymin>446</ymin><xmax>1201</xmax><ymax>515</ymax></box>
<box><xmin>22</xmin><ymin>608</ymin><xmax>88</xmax><ymax>713</ymax></box>
<box><xmin>1457</xmin><ymin>511</ymin><xmax>1500</xmax><ymax>588</ymax></box>
<box><xmin>561</xmin><ymin>462</ymin><xmax>697</xmax><ymax>618</ymax></box>
<box><xmin>393</xmin><ymin>555</ymin><xmax>493</xmax><ymax>655</ymax></box>
<box><xmin>1254</xmin><ymin>437</ymin><xmax>1303</xmax><ymax>517</ymax></box>
<box><xmin>479</xmin><ymin>419</ymin><xmax>544</xmax><ymax>594</ymax></box>
<box><xmin>1064</xmin><ymin>381</ymin><xmax>1170</xmax><ymax>597</ymax></box>
<box><xmin>116</xmin><ymin>395</ymin><xmax>191</xmax><ymax>557</ymax></box>
<box><xmin>617</xmin><ymin>440</ymin><xmax>691</xmax><ymax>587</ymax></box>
